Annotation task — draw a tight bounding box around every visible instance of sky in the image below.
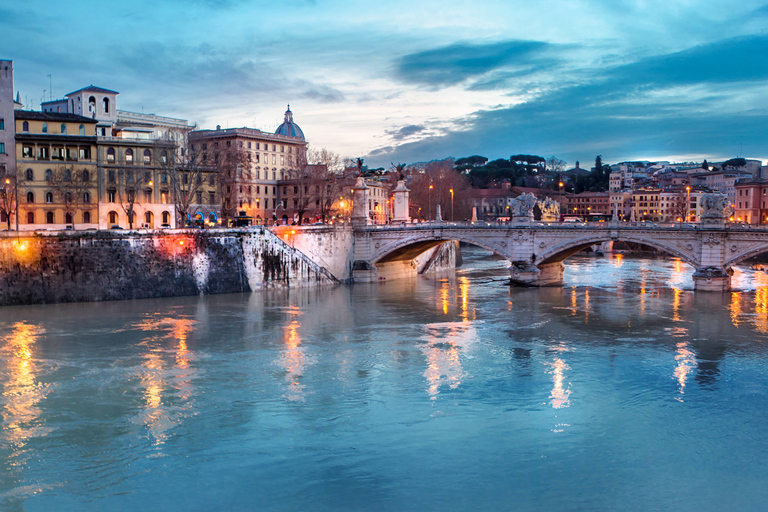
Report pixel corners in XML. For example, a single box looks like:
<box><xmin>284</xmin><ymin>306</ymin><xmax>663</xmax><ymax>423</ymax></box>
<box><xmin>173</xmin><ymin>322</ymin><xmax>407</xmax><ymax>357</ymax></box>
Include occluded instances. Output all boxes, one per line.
<box><xmin>2</xmin><ymin>0</ymin><xmax>768</xmax><ymax>168</ymax></box>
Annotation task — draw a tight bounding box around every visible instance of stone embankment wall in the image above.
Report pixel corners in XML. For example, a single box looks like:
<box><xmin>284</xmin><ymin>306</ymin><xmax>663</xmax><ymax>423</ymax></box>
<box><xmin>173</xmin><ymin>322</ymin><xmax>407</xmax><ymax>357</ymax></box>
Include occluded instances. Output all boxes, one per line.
<box><xmin>0</xmin><ymin>228</ymin><xmax>337</xmax><ymax>306</ymax></box>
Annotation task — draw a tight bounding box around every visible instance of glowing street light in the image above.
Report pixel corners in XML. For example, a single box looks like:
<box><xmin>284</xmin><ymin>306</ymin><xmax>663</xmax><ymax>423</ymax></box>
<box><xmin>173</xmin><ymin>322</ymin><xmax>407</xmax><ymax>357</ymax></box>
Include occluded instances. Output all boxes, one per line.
<box><xmin>429</xmin><ymin>184</ymin><xmax>433</xmax><ymax>221</ymax></box>
<box><xmin>686</xmin><ymin>186</ymin><xmax>691</xmax><ymax>222</ymax></box>
<box><xmin>449</xmin><ymin>188</ymin><xmax>454</xmax><ymax>222</ymax></box>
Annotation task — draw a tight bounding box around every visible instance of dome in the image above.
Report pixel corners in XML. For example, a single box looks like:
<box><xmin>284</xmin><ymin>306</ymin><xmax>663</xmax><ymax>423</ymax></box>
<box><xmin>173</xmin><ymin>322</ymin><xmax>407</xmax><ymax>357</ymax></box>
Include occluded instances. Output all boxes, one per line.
<box><xmin>275</xmin><ymin>105</ymin><xmax>305</xmax><ymax>140</ymax></box>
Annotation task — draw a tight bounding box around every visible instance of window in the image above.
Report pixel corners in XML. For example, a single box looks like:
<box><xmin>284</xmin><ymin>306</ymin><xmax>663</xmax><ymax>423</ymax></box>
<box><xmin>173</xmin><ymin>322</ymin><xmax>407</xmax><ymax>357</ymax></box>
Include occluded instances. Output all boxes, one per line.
<box><xmin>247</xmin><ymin>142</ymin><xmax>251</xmax><ymax>149</ymax></box>
<box><xmin>107</xmin><ymin>147</ymin><xmax>115</xmax><ymax>162</ymax></box>
<box><xmin>161</xmin><ymin>173</ymin><xmax>168</xmax><ymax>184</ymax></box>
<box><xmin>79</xmin><ymin>124</ymin><xmax>85</xmax><ymax>135</ymax></box>
<box><xmin>39</xmin><ymin>147</ymin><xmax>49</xmax><ymax>160</ymax></box>
<box><xmin>26</xmin><ymin>192</ymin><xmax>34</xmax><ymax>203</ymax></box>
<box><xmin>109</xmin><ymin>211</ymin><xmax>118</xmax><ymax>224</ymax></box>
<box><xmin>161</xmin><ymin>190</ymin><xmax>169</xmax><ymax>204</ymax></box>
<box><xmin>208</xmin><ymin>174</ymin><xmax>215</xmax><ymax>186</ymax></box>
<box><xmin>45</xmin><ymin>169</ymin><xmax>52</xmax><ymax>181</ymax></box>
<box><xmin>108</xmin><ymin>170</ymin><xmax>116</xmax><ymax>183</ymax></box>
<box><xmin>196</xmin><ymin>191</ymin><xmax>203</xmax><ymax>204</ymax></box>
<box><xmin>82</xmin><ymin>170</ymin><xmax>90</xmax><ymax>182</ymax></box>
<box><xmin>64</xmin><ymin>169</ymin><xmax>72</xmax><ymax>181</ymax></box>
<box><xmin>209</xmin><ymin>191</ymin><xmax>215</xmax><ymax>204</ymax></box>
<box><xmin>22</xmin><ymin>146</ymin><xmax>32</xmax><ymax>158</ymax></box>
<box><xmin>272</xmin><ymin>156</ymin><xmax>276</xmax><ymax>165</ymax></box>
<box><xmin>83</xmin><ymin>191</ymin><xmax>91</xmax><ymax>203</ymax></box>
<box><xmin>125</xmin><ymin>148</ymin><xmax>133</xmax><ymax>163</ymax></box>
<box><xmin>27</xmin><ymin>212</ymin><xmax>34</xmax><ymax>224</ymax></box>
<box><xmin>226</xmin><ymin>140</ymin><xmax>231</xmax><ymax>147</ymax></box>
<box><xmin>255</xmin><ymin>154</ymin><xmax>260</xmax><ymax>163</ymax></box>
<box><xmin>144</xmin><ymin>188</ymin><xmax>152</xmax><ymax>202</ymax></box>
<box><xmin>61</xmin><ymin>124</ymin><xmax>67</xmax><ymax>134</ymax></box>
<box><xmin>0</xmin><ymin>118</ymin><xmax>4</xmax><ymax>129</ymax></box>
<box><xmin>65</xmin><ymin>213</ymin><xmax>73</xmax><ymax>224</ymax></box>
<box><xmin>103</xmin><ymin>97</ymin><xmax>109</xmax><ymax>113</ymax></box>
<box><xmin>42</xmin><ymin>123</ymin><xmax>48</xmax><ymax>133</ymax></box>
<box><xmin>108</xmin><ymin>188</ymin><xmax>116</xmax><ymax>203</ymax></box>
<box><xmin>46</xmin><ymin>211</ymin><xmax>54</xmax><ymax>224</ymax></box>
<box><xmin>22</xmin><ymin>120</ymin><xmax>29</xmax><ymax>132</ymax></box>
<box><xmin>281</xmin><ymin>156</ymin><xmax>284</xmax><ymax>166</ymax></box>
<box><xmin>83</xmin><ymin>211</ymin><xmax>91</xmax><ymax>223</ymax></box>
<box><xmin>162</xmin><ymin>211</ymin><xmax>170</xmax><ymax>224</ymax></box>
<box><xmin>79</xmin><ymin>147</ymin><xmax>90</xmax><ymax>159</ymax></box>
<box><xmin>0</xmin><ymin>142</ymin><xmax>4</xmax><ymax>154</ymax></box>
<box><xmin>143</xmin><ymin>149</ymin><xmax>151</xmax><ymax>164</ymax></box>
<box><xmin>160</xmin><ymin>150</ymin><xmax>168</xmax><ymax>164</ymax></box>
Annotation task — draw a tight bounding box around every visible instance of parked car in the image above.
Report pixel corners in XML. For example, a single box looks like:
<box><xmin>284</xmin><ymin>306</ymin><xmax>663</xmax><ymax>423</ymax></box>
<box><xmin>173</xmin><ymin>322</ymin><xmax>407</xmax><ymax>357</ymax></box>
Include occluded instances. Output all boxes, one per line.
<box><xmin>110</xmin><ymin>225</ymin><xmax>123</xmax><ymax>230</ymax></box>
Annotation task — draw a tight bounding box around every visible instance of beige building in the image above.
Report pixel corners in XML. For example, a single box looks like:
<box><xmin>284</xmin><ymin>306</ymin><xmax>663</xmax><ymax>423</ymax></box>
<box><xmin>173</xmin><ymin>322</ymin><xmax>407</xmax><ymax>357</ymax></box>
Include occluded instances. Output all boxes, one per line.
<box><xmin>15</xmin><ymin>111</ymin><xmax>99</xmax><ymax>229</ymax></box>
<box><xmin>189</xmin><ymin>107</ymin><xmax>308</xmax><ymax>225</ymax></box>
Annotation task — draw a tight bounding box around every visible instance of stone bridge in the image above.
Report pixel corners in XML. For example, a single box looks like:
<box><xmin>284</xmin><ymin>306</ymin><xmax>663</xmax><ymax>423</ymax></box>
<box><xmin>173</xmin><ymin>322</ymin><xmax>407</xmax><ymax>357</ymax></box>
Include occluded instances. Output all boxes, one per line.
<box><xmin>349</xmin><ymin>222</ymin><xmax>768</xmax><ymax>291</ymax></box>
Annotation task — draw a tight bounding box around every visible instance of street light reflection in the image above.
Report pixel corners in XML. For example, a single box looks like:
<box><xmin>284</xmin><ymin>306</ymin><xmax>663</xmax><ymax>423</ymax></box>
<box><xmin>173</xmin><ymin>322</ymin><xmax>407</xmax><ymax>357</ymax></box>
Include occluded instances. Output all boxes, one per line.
<box><xmin>280</xmin><ymin>307</ymin><xmax>308</xmax><ymax>402</ymax></box>
<box><xmin>547</xmin><ymin>348</ymin><xmax>571</xmax><ymax>409</ymax></box>
<box><xmin>674</xmin><ymin>341</ymin><xmax>696</xmax><ymax>399</ymax></box>
<box><xmin>421</xmin><ymin>322</ymin><xmax>478</xmax><ymax>398</ymax></box>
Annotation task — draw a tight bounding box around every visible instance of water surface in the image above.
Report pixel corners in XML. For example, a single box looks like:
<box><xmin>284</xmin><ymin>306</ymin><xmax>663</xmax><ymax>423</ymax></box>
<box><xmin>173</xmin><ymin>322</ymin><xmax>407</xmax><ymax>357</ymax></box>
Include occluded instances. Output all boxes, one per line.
<box><xmin>2</xmin><ymin>249</ymin><xmax>768</xmax><ymax>511</ymax></box>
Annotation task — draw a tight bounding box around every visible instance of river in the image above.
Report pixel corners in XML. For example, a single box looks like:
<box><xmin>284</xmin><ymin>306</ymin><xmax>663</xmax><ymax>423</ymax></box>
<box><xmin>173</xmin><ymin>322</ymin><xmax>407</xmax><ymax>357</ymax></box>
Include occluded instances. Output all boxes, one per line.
<box><xmin>1</xmin><ymin>247</ymin><xmax>768</xmax><ymax>511</ymax></box>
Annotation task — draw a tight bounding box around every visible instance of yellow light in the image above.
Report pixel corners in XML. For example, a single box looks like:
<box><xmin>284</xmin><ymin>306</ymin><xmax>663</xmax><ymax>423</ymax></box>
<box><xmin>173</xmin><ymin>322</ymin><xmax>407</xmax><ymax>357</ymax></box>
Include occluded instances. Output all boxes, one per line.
<box><xmin>291</xmin><ymin>230</ymin><xmax>296</xmax><ymax>235</ymax></box>
<box><xmin>179</xmin><ymin>241</ymin><xmax>184</xmax><ymax>245</ymax></box>
<box><xmin>4</xmin><ymin>179</ymin><xmax>9</xmax><ymax>184</ymax></box>
<box><xmin>339</xmin><ymin>201</ymin><xmax>345</xmax><ymax>207</ymax></box>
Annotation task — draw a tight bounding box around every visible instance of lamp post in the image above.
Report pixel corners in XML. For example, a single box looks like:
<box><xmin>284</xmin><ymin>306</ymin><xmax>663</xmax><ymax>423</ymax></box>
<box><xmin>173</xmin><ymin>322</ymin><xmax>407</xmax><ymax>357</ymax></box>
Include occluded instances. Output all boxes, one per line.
<box><xmin>686</xmin><ymin>186</ymin><xmax>690</xmax><ymax>222</ymax></box>
<box><xmin>449</xmin><ymin>188</ymin><xmax>454</xmax><ymax>222</ymax></box>
<box><xmin>428</xmin><ymin>183</ymin><xmax>433</xmax><ymax>221</ymax></box>
<box><xmin>4</xmin><ymin>177</ymin><xmax>17</xmax><ymax>231</ymax></box>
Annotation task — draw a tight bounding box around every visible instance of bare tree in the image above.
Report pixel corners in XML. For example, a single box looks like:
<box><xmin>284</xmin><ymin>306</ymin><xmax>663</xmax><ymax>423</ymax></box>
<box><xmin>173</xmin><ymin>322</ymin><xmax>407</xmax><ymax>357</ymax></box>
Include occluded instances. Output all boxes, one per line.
<box><xmin>212</xmin><ymin>143</ymin><xmax>249</xmax><ymax>225</ymax></box>
<box><xmin>115</xmin><ymin>168</ymin><xmax>146</xmax><ymax>229</ymax></box>
<box><xmin>0</xmin><ymin>166</ymin><xmax>17</xmax><ymax>230</ymax></box>
<box><xmin>671</xmin><ymin>189</ymin><xmax>689</xmax><ymax>222</ymax></box>
<box><xmin>157</xmin><ymin>138</ymin><xmax>209</xmax><ymax>227</ymax></box>
<box><xmin>546</xmin><ymin>156</ymin><xmax>567</xmax><ymax>174</ymax></box>
<box><xmin>408</xmin><ymin>158</ymin><xmax>471</xmax><ymax>221</ymax></box>
<box><xmin>49</xmin><ymin>165</ymin><xmax>93</xmax><ymax>229</ymax></box>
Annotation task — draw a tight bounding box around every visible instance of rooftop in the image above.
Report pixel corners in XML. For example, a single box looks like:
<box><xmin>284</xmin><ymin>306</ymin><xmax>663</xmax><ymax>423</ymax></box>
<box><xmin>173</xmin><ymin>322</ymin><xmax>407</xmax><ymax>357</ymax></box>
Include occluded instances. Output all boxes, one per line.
<box><xmin>14</xmin><ymin>110</ymin><xmax>98</xmax><ymax>123</ymax></box>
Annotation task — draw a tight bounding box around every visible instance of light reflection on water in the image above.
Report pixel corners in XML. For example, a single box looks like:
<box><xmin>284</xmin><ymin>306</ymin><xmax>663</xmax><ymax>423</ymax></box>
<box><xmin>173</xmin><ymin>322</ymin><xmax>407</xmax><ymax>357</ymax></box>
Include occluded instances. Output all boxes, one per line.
<box><xmin>1</xmin><ymin>249</ymin><xmax>768</xmax><ymax>511</ymax></box>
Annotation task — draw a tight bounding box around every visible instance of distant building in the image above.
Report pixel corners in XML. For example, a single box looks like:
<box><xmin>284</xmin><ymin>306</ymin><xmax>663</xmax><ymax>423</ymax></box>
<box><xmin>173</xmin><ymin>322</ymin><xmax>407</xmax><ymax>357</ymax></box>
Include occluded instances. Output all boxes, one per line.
<box><xmin>733</xmin><ymin>179</ymin><xmax>768</xmax><ymax>225</ymax></box>
<box><xmin>0</xmin><ymin>60</ymin><xmax>16</xmax><ymax>180</ymax></box>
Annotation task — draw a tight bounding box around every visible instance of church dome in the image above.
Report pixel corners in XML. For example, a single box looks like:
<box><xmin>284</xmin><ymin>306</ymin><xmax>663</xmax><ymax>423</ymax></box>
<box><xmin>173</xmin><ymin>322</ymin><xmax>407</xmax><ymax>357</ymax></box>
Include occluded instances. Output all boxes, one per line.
<box><xmin>275</xmin><ymin>105</ymin><xmax>305</xmax><ymax>140</ymax></box>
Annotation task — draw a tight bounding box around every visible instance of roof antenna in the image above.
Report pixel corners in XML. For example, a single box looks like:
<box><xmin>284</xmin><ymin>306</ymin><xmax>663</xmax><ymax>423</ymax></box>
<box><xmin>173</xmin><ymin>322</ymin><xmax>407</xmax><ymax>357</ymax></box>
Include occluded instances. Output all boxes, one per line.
<box><xmin>47</xmin><ymin>74</ymin><xmax>52</xmax><ymax>100</ymax></box>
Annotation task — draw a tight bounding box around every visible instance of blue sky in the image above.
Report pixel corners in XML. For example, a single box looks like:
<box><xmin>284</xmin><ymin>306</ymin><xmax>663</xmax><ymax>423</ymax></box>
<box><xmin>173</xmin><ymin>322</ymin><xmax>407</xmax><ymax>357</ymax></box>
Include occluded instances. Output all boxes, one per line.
<box><xmin>3</xmin><ymin>0</ymin><xmax>768</xmax><ymax>168</ymax></box>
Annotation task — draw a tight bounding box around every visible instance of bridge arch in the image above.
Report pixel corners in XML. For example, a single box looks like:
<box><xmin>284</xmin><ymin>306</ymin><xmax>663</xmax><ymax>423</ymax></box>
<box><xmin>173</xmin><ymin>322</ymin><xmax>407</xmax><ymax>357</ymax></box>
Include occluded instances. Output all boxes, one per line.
<box><xmin>370</xmin><ymin>232</ymin><xmax>508</xmax><ymax>265</ymax></box>
<box><xmin>724</xmin><ymin>243</ymin><xmax>768</xmax><ymax>269</ymax></box>
<box><xmin>536</xmin><ymin>234</ymin><xmax>700</xmax><ymax>269</ymax></box>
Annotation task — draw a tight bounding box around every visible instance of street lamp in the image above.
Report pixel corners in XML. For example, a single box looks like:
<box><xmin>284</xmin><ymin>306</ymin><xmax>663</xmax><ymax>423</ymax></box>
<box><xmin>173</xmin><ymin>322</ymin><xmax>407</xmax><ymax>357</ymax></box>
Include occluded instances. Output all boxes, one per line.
<box><xmin>686</xmin><ymin>186</ymin><xmax>690</xmax><ymax>222</ymax></box>
<box><xmin>449</xmin><ymin>188</ymin><xmax>454</xmax><ymax>222</ymax></box>
<box><xmin>429</xmin><ymin>184</ymin><xmax>433</xmax><ymax>221</ymax></box>
<box><xmin>4</xmin><ymin>177</ymin><xmax>17</xmax><ymax>231</ymax></box>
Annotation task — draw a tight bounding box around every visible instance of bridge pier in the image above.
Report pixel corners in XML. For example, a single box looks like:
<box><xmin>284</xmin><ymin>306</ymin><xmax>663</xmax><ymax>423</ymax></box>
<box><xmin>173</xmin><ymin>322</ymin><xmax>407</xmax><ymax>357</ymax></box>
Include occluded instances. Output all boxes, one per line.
<box><xmin>692</xmin><ymin>268</ymin><xmax>732</xmax><ymax>292</ymax></box>
<box><xmin>509</xmin><ymin>261</ymin><xmax>564</xmax><ymax>287</ymax></box>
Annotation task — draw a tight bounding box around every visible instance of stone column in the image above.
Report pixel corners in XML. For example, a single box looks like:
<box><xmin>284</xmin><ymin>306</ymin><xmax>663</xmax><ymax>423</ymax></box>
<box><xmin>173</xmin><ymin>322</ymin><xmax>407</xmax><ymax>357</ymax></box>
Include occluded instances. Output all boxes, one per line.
<box><xmin>351</xmin><ymin>177</ymin><xmax>371</xmax><ymax>227</ymax></box>
<box><xmin>392</xmin><ymin>180</ymin><xmax>410</xmax><ymax>223</ymax></box>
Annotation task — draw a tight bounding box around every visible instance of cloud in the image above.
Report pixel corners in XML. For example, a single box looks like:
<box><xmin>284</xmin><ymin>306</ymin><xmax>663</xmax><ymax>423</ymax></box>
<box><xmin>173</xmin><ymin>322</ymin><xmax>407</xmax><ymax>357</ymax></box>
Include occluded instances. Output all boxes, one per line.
<box><xmin>385</xmin><ymin>124</ymin><xmax>426</xmax><ymax>141</ymax></box>
<box><xmin>368</xmin><ymin>35</ymin><xmax>768</xmax><ymax>166</ymax></box>
<box><xmin>395</xmin><ymin>40</ymin><xmax>556</xmax><ymax>86</ymax></box>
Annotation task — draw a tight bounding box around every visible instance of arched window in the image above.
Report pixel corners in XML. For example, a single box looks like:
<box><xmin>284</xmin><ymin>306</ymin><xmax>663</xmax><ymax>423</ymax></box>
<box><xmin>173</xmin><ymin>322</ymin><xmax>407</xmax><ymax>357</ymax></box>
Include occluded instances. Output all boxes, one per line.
<box><xmin>162</xmin><ymin>211</ymin><xmax>170</xmax><ymax>224</ymax></box>
<box><xmin>83</xmin><ymin>211</ymin><xmax>91</xmax><ymax>224</ymax></box>
<box><xmin>82</xmin><ymin>170</ymin><xmax>90</xmax><ymax>182</ymax></box>
<box><xmin>143</xmin><ymin>149</ymin><xmax>151</xmax><ymax>164</ymax></box>
<box><xmin>25</xmin><ymin>168</ymin><xmax>33</xmax><ymax>181</ymax></box>
<box><xmin>26</xmin><ymin>191</ymin><xmax>34</xmax><ymax>203</ymax></box>
<box><xmin>83</xmin><ymin>191</ymin><xmax>91</xmax><ymax>203</ymax></box>
<box><xmin>103</xmin><ymin>97</ymin><xmax>110</xmax><ymax>113</ymax></box>
<box><xmin>45</xmin><ymin>192</ymin><xmax>53</xmax><ymax>203</ymax></box>
<box><xmin>65</xmin><ymin>212</ymin><xmax>73</xmax><ymax>224</ymax></box>
<box><xmin>107</xmin><ymin>147</ymin><xmax>115</xmax><ymax>162</ymax></box>
<box><xmin>64</xmin><ymin>169</ymin><xmax>72</xmax><ymax>181</ymax></box>
<box><xmin>22</xmin><ymin>121</ymin><xmax>29</xmax><ymax>132</ymax></box>
<box><xmin>64</xmin><ymin>192</ymin><xmax>72</xmax><ymax>204</ymax></box>
<box><xmin>46</xmin><ymin>211</ymin><xmax>54</xmax><ymax>224</ymax></box>
<box><xmin>108</xmin><ymin>211</ymin><xmax>118</xmax><ymax>225</ymax></box>
<box><xmin>60</xmin><ymin>124</ymin><xmax>67</xmax><ymax>134</ymax></box>
<box><xmin>42</xmin><ymin>123</ymin><xmax>48</xmax><ymax>133</ymax></box>
<box><xmin>161</xmin><ymin>189</ymin><xmax>168</xmax><ymax>204</ymax></box>
<box><xmin>145</xmin><ymin>211</ymin><xmax>152</xmax><ymax>224</ymax></box>
<box><xmin>88</xmin><ymin>96</ymin><xmax>96</xmax><ymax>113</ymax></box>
<box><xmin>125</xmin><ymin>148</ymin><xmax>133</xmax><ymax>163</ymax></box>
<box><xmin>45</xmin><ymin>169</ymin><xmax>52</xmax><ymax>181</ymax></box>
<box><xmin>27</xmin><ymin>212</ymin><xmax>34</xmax><ymax>224</ymax></box>
<box><xmin>79</xmin><ymin>124</ymin><xmax>85</xmax><ymax>135</ymax></box>
<box><xmin>160</xmin><ymin>150</ymin><xmax>168</xmax><ymax>164</ymax></box>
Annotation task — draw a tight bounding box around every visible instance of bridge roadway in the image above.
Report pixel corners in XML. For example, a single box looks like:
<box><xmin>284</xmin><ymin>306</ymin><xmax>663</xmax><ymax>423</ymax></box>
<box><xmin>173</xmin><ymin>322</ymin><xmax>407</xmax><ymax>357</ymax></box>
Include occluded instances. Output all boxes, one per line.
<box><xmin>350</xmin><ymin>221</ymin><xmax>768</xmax><ymax>291</ymax></box>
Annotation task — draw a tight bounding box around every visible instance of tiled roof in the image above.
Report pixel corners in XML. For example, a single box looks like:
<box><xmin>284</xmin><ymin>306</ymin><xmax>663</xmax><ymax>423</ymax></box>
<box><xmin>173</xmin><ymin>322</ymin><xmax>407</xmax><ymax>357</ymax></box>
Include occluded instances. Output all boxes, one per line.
<box><xmin>15</xmin><ymin>110</ymin><xmax>98</xmax><ymax>123</ymax></box>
